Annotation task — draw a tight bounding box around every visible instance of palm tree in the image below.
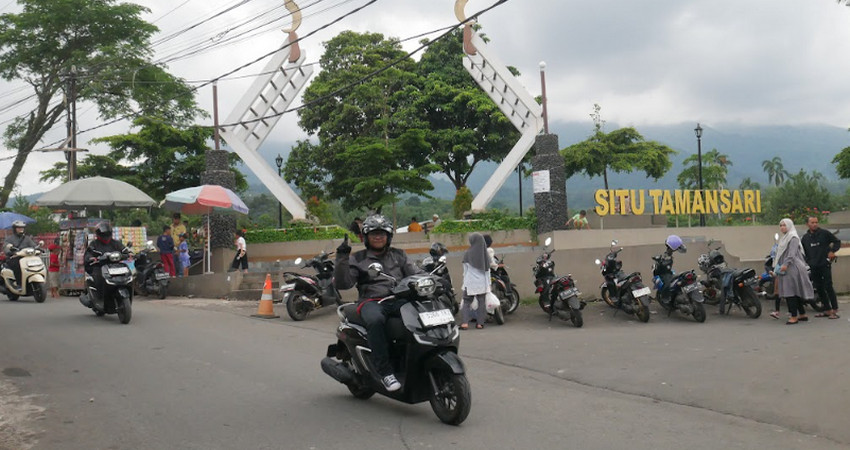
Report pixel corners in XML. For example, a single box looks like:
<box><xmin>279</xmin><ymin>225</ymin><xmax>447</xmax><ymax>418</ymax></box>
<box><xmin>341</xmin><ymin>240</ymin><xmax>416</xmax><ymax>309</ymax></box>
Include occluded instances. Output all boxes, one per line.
<box><xmin>739</xmin><ymin>177</ymin><xmax>761</xmax><ymax>191</ymax></box>
<box><xmin>761</xmin><ymin>156</ymin><xmax>789</xmax><ymax>186</ymax></box>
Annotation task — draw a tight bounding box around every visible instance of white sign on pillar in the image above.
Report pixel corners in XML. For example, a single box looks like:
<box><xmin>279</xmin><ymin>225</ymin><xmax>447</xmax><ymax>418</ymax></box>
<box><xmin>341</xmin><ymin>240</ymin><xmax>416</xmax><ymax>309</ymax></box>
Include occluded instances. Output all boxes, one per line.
<box><xmin>219</xmin><ymin>1</ymin><xmax>312</xmax><ymax>220</ymax></box>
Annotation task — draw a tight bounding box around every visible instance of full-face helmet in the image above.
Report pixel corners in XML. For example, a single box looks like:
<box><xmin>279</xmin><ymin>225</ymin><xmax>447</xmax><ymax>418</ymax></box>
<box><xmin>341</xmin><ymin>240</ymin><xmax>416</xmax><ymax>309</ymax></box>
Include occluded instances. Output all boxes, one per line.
<box><xmin>11</xmin><ymin>220</ymin><xmax>26</xmax><ymax>237</ymax></box>
<box><xmin>361</xmin><ymin>214</ymin><xmax>393</xmax><ymax>250</ymax></box>
<box><xmin>95</xmin><ymin>222</ymin><xmax>113</xmax><ymax>240</ymax></box>
<box><xmin>429</xmin><ymin>242</ymin><xmax>448</xmax><ymax>258</ymax></box>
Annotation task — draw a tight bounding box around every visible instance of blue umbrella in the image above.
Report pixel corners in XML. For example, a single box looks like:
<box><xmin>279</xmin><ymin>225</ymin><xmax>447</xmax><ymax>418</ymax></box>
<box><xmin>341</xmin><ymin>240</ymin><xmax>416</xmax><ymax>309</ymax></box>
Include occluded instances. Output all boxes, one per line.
<box><xmin>0</xmin><ymin>212</ymin><xmax>36</xmax><ymax>229</ymax></box>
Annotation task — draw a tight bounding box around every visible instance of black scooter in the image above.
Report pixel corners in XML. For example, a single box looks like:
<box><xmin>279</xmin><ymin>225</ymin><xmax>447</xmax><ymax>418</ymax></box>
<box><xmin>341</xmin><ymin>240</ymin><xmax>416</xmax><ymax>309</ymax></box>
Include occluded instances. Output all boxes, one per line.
<box><xmin>651</xmin><ymin>247</ymin><xmax>706</xmax><ymax>323</ymax></box>
<box><xmin>491</xmin><ymin>254</ymin><xmax>520</xmax><ymax>314</ymax></box>
<box><xmin>80</xmin><ymin>245</ymin><xmax>134</xmax><ymax>324</ymax></box>
<box><xmin>420</xmin><ymin>253</ymin><xmax>460</xmax><ymax>315</ymax></box>
<box><xmin>134</xmin><ymin>241</ymin><xmax>169</xmax><ymax>299</ymax></box>
<box><xmin>698</xmin><ymin>240</ymin><xmax>761</xmax><ymax>318</ymax></box>
<box><xmin>596</xmin><ymin>240</ymin><xmax>651</xmax><ymax>322</ymax></box>
<box><xmin>321</xmin><ymin>262</ymin><xmax>471</xmax><ymax>425</ymax></box>
<box><xmin>282</xmin><ymin>251</ymin><xmax>342</xmax><ymax>321</ymax></box>
<box><xmin>533</xmin><ymin>237</ymin><xmax>584</xmax><ymax>327</ymax></box>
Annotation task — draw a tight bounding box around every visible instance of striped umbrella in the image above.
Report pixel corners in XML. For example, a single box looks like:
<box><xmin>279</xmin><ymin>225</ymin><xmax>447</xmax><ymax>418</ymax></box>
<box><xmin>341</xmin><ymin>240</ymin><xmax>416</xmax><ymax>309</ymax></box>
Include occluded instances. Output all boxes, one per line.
<box><xmin>161</xmin><ymin>185</ymin><xmax>249</xmax><ymax>215</ymax></box>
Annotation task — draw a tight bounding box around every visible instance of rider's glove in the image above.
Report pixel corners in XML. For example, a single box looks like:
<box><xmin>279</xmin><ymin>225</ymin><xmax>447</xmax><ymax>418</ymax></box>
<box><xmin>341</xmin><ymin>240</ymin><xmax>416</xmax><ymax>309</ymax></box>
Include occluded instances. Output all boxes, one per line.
<box><xmin>336</xmin><ymin>234</ymin><xmax>351</xmax><ymax>255</ymax></box>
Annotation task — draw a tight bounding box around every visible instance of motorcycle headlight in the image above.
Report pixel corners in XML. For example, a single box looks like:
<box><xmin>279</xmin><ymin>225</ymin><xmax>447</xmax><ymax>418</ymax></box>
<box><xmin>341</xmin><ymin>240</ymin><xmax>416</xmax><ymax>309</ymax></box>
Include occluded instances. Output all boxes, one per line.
<box><xmin>414</xmin><ymin>277</ymin><xmax>436</xmax><ymax>296</ymax></box>
<box><xmin>108</xmin><ymin>252</ymin><xmax>122</xmax><ymax>262</ymax></box>
<box><xmin>27</xmin><ymin>260</ymin><xmax>43</xmax><ymax>268</ymax></box>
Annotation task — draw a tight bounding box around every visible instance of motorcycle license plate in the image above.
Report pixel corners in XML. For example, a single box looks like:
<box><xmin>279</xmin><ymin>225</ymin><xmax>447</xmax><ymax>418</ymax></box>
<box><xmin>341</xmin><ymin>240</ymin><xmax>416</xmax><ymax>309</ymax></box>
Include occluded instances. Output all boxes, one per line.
<box><xmin>419</xmin><ymin>309</ymin><xmax>454</xmax><ymax>327</ymax></box>
<box><xmin>108</xmin><ymin>267</ymin><xmax>129</xmax><ymax>276</ymax></box>
<box><xmin>280</xmin><ymin>283</ymin><xmax>296</xmax><ymax>292</ymax></box>
<box><xmin>155</xmin><ymin>272</ymin><xmax>169</xmax><ymax>280</ymax></box>
<box><xmin>632</xmin><ymin>287</ymin><xmax>651</xmax><ymax>298</ymax></box>
<box><xmin>682</xmin><ymin>283</ymin><xmax>700</xmax><ymax>293</ymax></box>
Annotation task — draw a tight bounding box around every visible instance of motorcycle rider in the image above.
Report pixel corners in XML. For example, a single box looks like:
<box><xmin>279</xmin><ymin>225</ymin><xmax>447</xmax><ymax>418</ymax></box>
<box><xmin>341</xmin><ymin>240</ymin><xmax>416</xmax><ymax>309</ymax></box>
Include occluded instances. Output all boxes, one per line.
<box><xmin>656</xmin><ymin>234</ymin><xmax>686</xmax><ymax>305</ymax></box>
<box><xmin>81</xmin><ymin>222</ymin><xmax>125</xmax><ymax>307</ymax></box>
<box><xmin>334</xmin><ymin>214</ymin><xmax>422</xmax><ymax>392</ymax></box>
<box><xmin>3</xmin><ymin>220</ymin><xmax>38</xmax><ymax>289</ymax></box>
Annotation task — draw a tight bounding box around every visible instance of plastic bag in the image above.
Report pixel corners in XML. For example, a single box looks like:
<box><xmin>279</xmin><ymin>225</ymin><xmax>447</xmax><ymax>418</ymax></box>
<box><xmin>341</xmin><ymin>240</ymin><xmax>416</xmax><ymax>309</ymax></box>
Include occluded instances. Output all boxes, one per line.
<box><xmin>471</xmin><ymin>292</ymin><xmax>501</xmax><ymax>314</ymax></box>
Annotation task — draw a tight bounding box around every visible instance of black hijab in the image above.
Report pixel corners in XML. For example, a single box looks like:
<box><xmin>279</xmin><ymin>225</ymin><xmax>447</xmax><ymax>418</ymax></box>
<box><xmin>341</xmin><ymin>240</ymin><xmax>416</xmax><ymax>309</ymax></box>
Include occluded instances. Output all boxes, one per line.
<box><xmin>463</xmin><ymin>232</ymin><xmax>489</xmax><ymax>271</ymax></box>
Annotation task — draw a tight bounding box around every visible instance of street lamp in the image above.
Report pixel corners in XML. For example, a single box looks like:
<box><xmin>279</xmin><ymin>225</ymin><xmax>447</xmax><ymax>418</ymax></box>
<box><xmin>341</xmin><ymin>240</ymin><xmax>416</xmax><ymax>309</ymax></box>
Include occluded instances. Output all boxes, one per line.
<box><xmin>694</xmin><ymin>123</ymin><xmax>705</xmax><ymax>227</ymax></box>
<box><xmin>275</xmin><ymin>153</ymin><xmax>284</xmax><ymax>228</ymax></box>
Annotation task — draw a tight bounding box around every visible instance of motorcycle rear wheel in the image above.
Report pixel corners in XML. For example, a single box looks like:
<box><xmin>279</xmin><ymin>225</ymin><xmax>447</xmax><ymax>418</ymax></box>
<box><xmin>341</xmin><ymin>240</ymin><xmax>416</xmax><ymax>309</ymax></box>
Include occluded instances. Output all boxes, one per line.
<box><xmin>286</xmin><ymin>292</ymin><xmax>311</xmax><ymax>321</ymax></box>
<box><xmin>692</xmin><ymin>301</ymin><xmax>706</xmax><ymax>323</ymax></box>
<box><xmin>347</xmin><ymin>379</ymin><xmax>375</xmax><ymax>399</ymax></box>
<box><xmin>158</xmin><ymin>283</ymin><xmax>167</xmax><ymax>299</ymax></box>
<box><xmin>117</xmin><ymin>296</ymin><xmax>132</xmax><ymax>324</ymax></box>
<box><xmin>570</xmin><ymin>308</ymin><xmax>583</xmax><ymax>328</ymax></box>
<box><xmin>636</xmin><ymin>300</ymin><xmax>651</xmax><ymax>323</ymax></box>
<box><xmin>493</xmin><ymin>305</ymin><xmax>505</xmax><ymax>325</ymax></box>
<box><xmin>32</xmin><ymin>283</ymin><xmax>46</xmax><ymax>303</ymax></box>
<box><xmin>738</xmin><ymin>287</ymin><xmax>762</xmax><ymax>318</ymax></box>
<box><xmin>428</xmin><ymin>371</ymin><xmax>471</xmax><ymax>426</ymax></box>
<box><xmin>601</xmin><ymin>287</ymin><xmax>617</xmax><ymax>308</ymax></box>
<box><xmin>7</xmin><ymin>292</ymin><xmax>19</xmax><ymax>301</ymax></box>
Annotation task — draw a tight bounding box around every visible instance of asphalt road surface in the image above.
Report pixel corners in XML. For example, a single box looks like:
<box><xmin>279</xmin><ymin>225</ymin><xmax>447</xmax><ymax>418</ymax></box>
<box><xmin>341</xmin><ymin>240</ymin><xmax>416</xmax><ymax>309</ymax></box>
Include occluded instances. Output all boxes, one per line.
<box><xmin>0</xmin><ymin>294</ymin><xmax>848</xmax><ymax>450</ymax></box>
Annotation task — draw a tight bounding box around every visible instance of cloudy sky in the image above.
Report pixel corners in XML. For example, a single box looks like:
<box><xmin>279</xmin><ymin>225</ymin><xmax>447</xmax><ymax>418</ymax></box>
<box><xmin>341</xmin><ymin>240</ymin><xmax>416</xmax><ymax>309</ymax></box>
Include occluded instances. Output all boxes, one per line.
<box><xmin>3</xmin><ymin>0</ymin><xmax>850</xmax><ymax>196</ymax></box>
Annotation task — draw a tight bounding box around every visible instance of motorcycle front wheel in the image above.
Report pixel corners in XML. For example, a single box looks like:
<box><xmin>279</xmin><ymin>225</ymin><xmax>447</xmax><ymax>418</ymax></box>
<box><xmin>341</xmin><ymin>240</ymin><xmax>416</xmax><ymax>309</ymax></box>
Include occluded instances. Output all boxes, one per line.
<box><xmin>428</xmin><ymin>370</ymin><xmax>471</xmax><ymax>426</ymax></box>
<box><xmin>117</xmin><ymin>296</ymin><xmax>132</xmax><ymax>324</ymax></box>
<box><xmin>285</xmin><ymin>292</ymin><xmax>311</xmax><ymax>321</ymax></box>
<box><xmin>506</xmin><ymin>287</ymin><xmax>520</xmax><ymax>314</ymax></box>
<box><xmin>601</xmin><ymin>287</ymin><xmax>616</xmax><ymax>308</ymax></box>
<box><xmin>32</xmin><ymin>283</ymin><xmax>46</xmax><ymax>303</ymax></box>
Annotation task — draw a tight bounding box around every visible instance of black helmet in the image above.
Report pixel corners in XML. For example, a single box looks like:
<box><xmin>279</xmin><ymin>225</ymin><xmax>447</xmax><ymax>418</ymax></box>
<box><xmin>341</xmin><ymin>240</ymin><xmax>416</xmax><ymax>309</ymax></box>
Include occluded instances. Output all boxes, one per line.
<box><xmin>11</xmin><ymin>220</ymin><xmax>26</xmax><ymax>236</ymax></box>
<box><xmin>361</xmin><ymin>214</ymin><xmax>393</xmax><ymax>250</ymax></box>
<box><xmin>429</xmin><ymin>242</ymin><xmax>448</xmax><ymax>257</ymax></box>
<box><xmin>95</xmin><ymin>222</ymin><xmax>112</xmax><ymax>239</ymax></box>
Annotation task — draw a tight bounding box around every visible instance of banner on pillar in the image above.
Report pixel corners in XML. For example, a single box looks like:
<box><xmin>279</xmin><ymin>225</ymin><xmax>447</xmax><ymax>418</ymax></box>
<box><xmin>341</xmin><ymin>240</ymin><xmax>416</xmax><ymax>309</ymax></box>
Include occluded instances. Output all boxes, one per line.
<box><xmin>532</xmin><ymin>170</ymin><xmax>551</xmax><ymax>193</ymax></box>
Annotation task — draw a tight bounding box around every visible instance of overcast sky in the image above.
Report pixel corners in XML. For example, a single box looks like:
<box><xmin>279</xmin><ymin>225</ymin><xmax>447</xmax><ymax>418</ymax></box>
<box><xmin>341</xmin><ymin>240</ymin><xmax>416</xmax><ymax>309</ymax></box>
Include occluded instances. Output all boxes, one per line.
<box><xmin>3</xmin><ymin>0</ymin><xmax>850</xmax><ymax>196</ymax></box>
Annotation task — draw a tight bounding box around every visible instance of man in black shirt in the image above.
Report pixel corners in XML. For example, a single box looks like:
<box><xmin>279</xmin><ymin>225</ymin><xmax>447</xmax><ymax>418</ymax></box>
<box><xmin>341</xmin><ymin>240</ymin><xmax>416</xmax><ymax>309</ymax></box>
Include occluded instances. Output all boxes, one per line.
<box><xmin>801</xmin><ymin>216</ymin><xmax>841</xmax><ymax>319</ymax></box>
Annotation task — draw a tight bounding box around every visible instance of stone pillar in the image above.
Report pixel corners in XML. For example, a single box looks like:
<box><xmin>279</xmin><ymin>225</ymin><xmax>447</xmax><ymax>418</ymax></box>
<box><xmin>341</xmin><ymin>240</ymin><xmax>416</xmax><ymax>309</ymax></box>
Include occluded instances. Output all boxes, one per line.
<box><xmin>532</xmin><ymin>134</ymin><xmax>567</xmax><ymax>235</ymax></box>
<box><xmin>202</xmin><ymin>149</ymin><xmax>237</xmax><ymax>272</ymax></box>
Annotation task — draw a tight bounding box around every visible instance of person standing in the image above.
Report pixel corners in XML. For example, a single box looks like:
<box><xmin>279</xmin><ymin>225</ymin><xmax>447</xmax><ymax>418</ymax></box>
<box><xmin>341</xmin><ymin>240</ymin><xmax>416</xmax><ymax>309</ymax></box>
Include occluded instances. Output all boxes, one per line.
<box><xmin>177</xmin><ymin>233</ymin><xmax>191</xmax><ymax>277</ymax></box>
<box><xmin>408</xmin><ymin>217</ymin><xmax>423</xmax><ymax>232</ymax></box>
<box><xmin>47</xmin><ymin>239</ymin><xmax>61</xmax><ymax>298</ymax></box>
<box><xmin>171</xmin><ymin>214</ymin><xmax>187</xmax><ymax>277</ymax></box>
<box><xmin>801</xmin><ymin>216</ymin><xmax>841</xmax><ymax>319</ymax></box>
<box><xmin>460</xmin><ymin>233</ymin><xmax>490</xmax><ymax>330</ymax></box>
<box><xmin>231</xmin><ymin>229</ymin><xmax>248</xmax><ymax>273</ymax></box>
<box><xmin>156</xmin><ymin>225</ymin><xmax>176</xmax><ymax>277</ymax></box>
<box><xmin>431</xmin><ymin>214</ymin><xmax>442</xmax><ymax>229</ymax></box>
<box><xmin>775</xmin><ymin>218</ymin><xmax>815</xmax><ymax>325</ymax></box>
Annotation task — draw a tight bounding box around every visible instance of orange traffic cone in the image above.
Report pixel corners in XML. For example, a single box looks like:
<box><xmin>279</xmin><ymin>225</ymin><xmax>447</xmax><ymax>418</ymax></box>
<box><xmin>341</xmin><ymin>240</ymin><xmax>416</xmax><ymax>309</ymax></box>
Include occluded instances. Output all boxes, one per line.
<box><xmin>252</xmin><ymin>274</ymin><xmax>279</xmax><ymax>319</ymax></box>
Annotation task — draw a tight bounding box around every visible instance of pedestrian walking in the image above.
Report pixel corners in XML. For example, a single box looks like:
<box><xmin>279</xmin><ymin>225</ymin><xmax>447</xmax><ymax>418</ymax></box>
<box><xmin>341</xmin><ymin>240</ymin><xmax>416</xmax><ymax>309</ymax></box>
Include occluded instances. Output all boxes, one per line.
<box><xmin>775</xmin><ymin>218</ymin><xmax>815</xmax><ymax>325</ymax></box>
<box><xmin>47</xmin><ymin>239</ymin><xmax>60</xmax><ymax>298</ymax></box>
<box><xmin>231</xmin><ymin>229</ymin><xmax>248</xmax><ymax>273</ymax></box>
<box><xmin>171</xmin><ymin>213</ymin><xmax>186</xmax><ymax>277</ymax></box>
<box><xmin>460</xmin><ymin>232</ymin><xmax>490</xmax><ymax>330</ymax></box>
<box><xmin>156</xmin><ymin>225</ymin><xmax>176</xmax><ymax>277</ymax></box>
<box><xmin>801</xmin><ymin>216</ymin><xmax>841</xmax><ymax>319</ymax></box>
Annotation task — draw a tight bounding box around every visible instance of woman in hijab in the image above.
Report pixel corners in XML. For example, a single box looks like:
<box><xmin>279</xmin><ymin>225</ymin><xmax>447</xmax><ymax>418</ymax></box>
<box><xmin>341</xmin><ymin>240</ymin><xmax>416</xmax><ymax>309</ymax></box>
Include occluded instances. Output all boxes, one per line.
<box><xmin>460</xmin><ymin>232</ymin><xmax>490</xmax><ymax>329</ymax></box>
<box><xmin>775</xmin><ymin>218</ymin><xmax>815</xmax><ymax>324</ymax></box>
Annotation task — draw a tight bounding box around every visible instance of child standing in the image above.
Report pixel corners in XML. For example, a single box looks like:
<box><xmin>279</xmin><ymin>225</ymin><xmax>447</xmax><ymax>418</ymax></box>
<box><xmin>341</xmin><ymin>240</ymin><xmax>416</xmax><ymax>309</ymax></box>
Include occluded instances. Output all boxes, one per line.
<box><xmin>47</xmin><ymin>239</ymin><xmax>60</xmax><ymax>298</ymax></box>
<box><xmin>178</xmin><ymin>233</ymin><xmax>190</xmax><ymax>277</ymax></box>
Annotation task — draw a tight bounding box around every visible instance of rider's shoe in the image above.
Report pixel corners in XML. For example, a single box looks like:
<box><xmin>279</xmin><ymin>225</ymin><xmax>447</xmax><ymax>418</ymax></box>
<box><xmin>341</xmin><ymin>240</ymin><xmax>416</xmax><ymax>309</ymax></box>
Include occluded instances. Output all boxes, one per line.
<box><xmin>381</xmin><ymin>374</ymin><xmax>401</xmax><ymax>392</ymax></box>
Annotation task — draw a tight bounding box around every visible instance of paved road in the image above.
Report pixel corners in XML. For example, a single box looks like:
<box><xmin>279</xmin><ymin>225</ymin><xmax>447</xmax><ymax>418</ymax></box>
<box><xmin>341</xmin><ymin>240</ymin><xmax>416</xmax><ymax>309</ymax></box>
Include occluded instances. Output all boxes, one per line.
<box><xmin>0</xmin><ymin>295</ymin><xmax>848</xmax><ymax>449</ymax></box>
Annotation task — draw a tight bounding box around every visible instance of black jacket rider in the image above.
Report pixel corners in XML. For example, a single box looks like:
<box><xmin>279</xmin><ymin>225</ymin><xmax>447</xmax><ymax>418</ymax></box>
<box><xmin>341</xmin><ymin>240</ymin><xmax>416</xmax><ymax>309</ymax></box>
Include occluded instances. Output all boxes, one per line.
<box><xmin>84</xmin><ymin>236</ymin><xmax>126</xmax><ymax>299</ymax></box>
<box><xmin>4</xmin><ymin>233</ymin><xmax>38</xmax><ymax>286</ymax></box>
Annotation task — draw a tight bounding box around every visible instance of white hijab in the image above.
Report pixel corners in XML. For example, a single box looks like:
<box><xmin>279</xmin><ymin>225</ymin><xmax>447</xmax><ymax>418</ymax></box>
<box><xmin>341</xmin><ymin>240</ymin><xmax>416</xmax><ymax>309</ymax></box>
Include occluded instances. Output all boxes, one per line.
<box><xmin>776</xmin><ymin>218</ymin><xmax>803</xmax><ymax>261</ymax></box>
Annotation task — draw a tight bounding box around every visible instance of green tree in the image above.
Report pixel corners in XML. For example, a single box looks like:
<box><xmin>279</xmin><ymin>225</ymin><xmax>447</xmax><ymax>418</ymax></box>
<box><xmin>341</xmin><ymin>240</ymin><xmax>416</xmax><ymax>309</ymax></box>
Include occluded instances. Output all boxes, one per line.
<box><xmin>453</xmin><ymin>186</ymin><xmax>473</xmax><ymax>219</ymax></box>
<box><xmin>831</xmin><ymin>144</ymin><xmax>850</xmax><ymax>180</ymax></box>
<box><xmin>286</xmin><ymin>31</ymin><xmax>438</xmax><ymax>212</ymax></box>
<box><xmin>407</xmin><ymin>29</ymin><xmax>520</xmax><ymax>191</ymax></box>
<box><xmin>761</xmin><ymin>156</ymin><xmax>790</xmax><ymax>186</ymax></box>
<box><xmin>561</xmin><ymin>105</ymin><xmax>675</xmax><ymax>189</ymax></box>
<box><xmin>39</xmin><ymin>117</ymin><xmax>246</xmax><ymax>201</ymax></box>
<box><xmin>677</xmin><ymin>149</ymin><xmax>732</xmax><ymax>190</ymax></box>
<box><xmin>0</xmin><ymin>0</ymin><xmax>199</xmax><ymax>207</ymax></box>
<box><xmin>763</xmin><ymin>169</ymin><xmax>832</xmax><ymax>223</ymax></box>
<box><xmin>738</xmin><ymin>177</ymin><xmax>761</xmax><ymax>191</ymax></box>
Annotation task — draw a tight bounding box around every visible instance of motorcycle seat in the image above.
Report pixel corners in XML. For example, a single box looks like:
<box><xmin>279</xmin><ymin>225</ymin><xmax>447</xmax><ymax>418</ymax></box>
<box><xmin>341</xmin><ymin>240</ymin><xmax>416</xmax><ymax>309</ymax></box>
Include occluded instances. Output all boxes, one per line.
<box><xmin>341</xmin><ymin>303</ymin><xmax>366</xmax><ymax>326</ymax></box>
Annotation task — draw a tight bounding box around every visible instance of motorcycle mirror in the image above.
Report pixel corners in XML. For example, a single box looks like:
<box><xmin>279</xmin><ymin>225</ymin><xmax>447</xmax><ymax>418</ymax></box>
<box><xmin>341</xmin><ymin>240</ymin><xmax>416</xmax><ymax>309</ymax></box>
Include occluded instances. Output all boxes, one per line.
<box><xmin>594</xmin><ymin>258</ymin><xmax>601</xmax><ymax>265</ymax></box>
<box><xmin>38</xmin><ymin>240</ymin><xmax>44</xmax><ymax>247</ymax></box>
<box><xmin>544</xmin><ymin>237</ymin><xmax>552</xmax><ymax>247</ymax></box>
<box><xmin>611</xmin><ymin>240</ymin><xmax>618</xmax><ymax>246</ymax></box>
<box><xmin>438</xmin><ymin>255</ymin><xmax>447</xmax><ymax>264</ymax></box>
<box><xmin>293</xmin><ymin>257</ymin><xmax>303</xmax><ymax>265</ymax></box>
<box><xmin>146</xmin><ymin>240</ymin><xmax>154</xmax><ymax>246</ymax></box>
<box><xmin>367</xmin><ymin>262</ymin><xmax>384</xmax><ymax>278</ymax></box>
<box><xmin>126</xmin><ymin>241</ymin><xmax>133</xmax><ymax>248</ymax></box>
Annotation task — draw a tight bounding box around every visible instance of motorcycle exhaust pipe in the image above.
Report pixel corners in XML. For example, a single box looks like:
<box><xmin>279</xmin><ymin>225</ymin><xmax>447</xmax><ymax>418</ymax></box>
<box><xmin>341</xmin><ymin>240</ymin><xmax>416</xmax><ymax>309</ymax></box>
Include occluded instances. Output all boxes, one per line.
<box><xmin>321</xmin><ymin>357</ymin><xmax>354</xmax><ymax>384</ymax></box>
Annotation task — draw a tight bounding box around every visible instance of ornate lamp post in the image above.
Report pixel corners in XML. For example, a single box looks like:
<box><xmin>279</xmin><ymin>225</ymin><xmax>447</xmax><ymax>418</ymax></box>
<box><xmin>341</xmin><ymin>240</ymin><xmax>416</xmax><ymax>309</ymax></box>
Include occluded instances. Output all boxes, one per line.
<box><xmin>694</xmin><ymin>124</ymin><xmax>705</xmax><ymax>227</ymax></box>
<box><xmin>275</xmin><ymin>154</ymin><xmax>284</xmax><ymax>228</ymax></box>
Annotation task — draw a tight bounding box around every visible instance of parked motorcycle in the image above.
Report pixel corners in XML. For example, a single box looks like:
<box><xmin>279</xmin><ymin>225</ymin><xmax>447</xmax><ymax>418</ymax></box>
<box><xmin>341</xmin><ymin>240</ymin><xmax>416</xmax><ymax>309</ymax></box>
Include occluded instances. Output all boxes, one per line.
<box><xmin>134</xmin><ymin>241</ymin><xmax>169</xmax><ymax>299</ymax></box>
<box><xmin>533</xmin><ymin>237</ymin><xmax>584</xmax><ymax>327</ymax></box>
<box><xmin>491</xmin><ymin>254</ymin><xmax>520</xmax><ymax>314</ymax></box>
<box><xmin>651</xmin><ymin>240</ymin><xmax>706</xmax><ymax>322</ymax></box>
<box><xmin>595</xmin><ymin>240</ymin><xmax>651</xmax><ymax>322</ymax></box>
<box><xmin>698</xmin><ymin>240</ymin><xmax>761</xmax><ymax>318</ymax></box>
<box><xmin>79</xmin><ymin>245</ymin><xmax>134</xmax><ymax>324</ymax></box>
<box><xmin>282</xmin><ymin>251</ymin><xmax>342</xmax><ymax>321</ymax></box>
<box><xmin>321</xmin><ymin>262</ymin><xmax>471</xmax><ymax>425</ymax></box>
<box><xmin>420</xmin><ymin>249</ymin><xmax>460</xmax><ymax>315</ymax></box>
<box><xmin>0</xmin><ymin>242</ymin><xmax>47</xmax><ymax>303</ymax></box>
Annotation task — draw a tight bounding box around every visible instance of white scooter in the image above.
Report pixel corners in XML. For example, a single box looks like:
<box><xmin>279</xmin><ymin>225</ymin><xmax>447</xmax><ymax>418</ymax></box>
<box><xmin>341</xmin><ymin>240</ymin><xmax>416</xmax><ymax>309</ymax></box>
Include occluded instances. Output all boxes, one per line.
<box><xmin>0</xmin><ymin>242</ymin><xmax>47</xmax><ymax>303</ymax></box>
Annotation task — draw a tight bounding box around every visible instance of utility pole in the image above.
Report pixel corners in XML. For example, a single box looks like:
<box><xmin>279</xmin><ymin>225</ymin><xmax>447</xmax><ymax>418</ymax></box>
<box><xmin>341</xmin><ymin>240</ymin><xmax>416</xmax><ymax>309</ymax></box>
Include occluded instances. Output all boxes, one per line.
<box><xmin>66</xmin><ymin>67</ymin><xmax>78</xmax><ymax>181</ymax></box>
